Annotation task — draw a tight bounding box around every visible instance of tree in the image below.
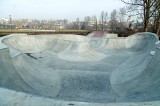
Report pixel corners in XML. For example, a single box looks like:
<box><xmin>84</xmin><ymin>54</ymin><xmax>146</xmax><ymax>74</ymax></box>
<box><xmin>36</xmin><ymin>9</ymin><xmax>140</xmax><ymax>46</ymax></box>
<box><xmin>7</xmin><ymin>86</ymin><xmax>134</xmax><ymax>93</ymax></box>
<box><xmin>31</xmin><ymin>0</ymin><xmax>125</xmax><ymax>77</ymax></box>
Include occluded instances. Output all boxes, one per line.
<box><xmin>120</xmin><ymin>0</ymin><xmax>160</xmax><ymax>32</ymax></box>
<box><xmin>75</xmin><ymin>18</ymin><xmax>80</xmax><ymax>29</ymax></box>
<box><xmin>117</xmin><ymin>7</ymin><xmax>127</xmax><ymax>30</ymax></box>
<box><xmin>104</xmin><ymin>12</ymin><xmax>108</xmax><ymax>30</ymax></box>
<box><xmin>84</xmin><ymin>16</ymin><xmax>91</xmax><ymax>30</ymax></box>
<box><xmin>92</xmin><ymin>15</ymin><xmax>98</xmax><ymax>30</ymax></box>
<box><xmin>100</xmin><ymin>11</ymin><xmax>105</xmax><ymax>31</ymax></box>
<box><xmin>152</xmin><ymin>0</ymin><xmax>160</xmax><ymax>33</ymax></box>
<box><xmin>118</xmin><ymin>7</ymin><xmax>126</xmax><ymax>22</ymax></box>
<box><xmin>110</xmin><ymin>9</ymin><xmax>118</xmax><ymax>31</ymax></box>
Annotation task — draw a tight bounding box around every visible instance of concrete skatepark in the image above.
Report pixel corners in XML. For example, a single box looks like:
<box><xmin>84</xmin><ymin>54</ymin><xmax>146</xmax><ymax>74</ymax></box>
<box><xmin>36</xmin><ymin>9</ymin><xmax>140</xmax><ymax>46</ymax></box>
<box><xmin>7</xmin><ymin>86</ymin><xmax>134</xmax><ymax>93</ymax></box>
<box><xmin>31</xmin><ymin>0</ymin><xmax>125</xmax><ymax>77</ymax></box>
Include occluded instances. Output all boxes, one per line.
<box><xmin>0</xmin><ymin>32</ymin><xmax>160</xmax><ymax>106</ymax></box>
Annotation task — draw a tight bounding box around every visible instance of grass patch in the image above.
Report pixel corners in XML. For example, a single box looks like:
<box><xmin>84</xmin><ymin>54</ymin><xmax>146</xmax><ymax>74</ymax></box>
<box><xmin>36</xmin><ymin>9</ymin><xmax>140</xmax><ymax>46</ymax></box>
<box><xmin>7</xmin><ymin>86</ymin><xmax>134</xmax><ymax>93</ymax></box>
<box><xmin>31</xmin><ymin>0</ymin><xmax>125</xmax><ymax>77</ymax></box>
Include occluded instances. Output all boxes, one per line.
<box><xmin>0</xmin><ymin>29</ymin><xmax>90</xmax><ymax>36</ymax></box>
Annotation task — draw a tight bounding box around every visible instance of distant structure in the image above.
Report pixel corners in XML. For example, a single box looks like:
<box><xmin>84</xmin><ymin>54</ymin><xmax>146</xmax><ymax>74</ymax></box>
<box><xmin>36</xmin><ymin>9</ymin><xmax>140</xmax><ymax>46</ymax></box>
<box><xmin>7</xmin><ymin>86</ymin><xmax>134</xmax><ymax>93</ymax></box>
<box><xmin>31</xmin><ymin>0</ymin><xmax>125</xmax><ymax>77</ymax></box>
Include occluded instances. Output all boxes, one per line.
<box><xmin>9</xmin><ymin>15</ymin><xmax>12</xmax><ymax>32</ymax></box>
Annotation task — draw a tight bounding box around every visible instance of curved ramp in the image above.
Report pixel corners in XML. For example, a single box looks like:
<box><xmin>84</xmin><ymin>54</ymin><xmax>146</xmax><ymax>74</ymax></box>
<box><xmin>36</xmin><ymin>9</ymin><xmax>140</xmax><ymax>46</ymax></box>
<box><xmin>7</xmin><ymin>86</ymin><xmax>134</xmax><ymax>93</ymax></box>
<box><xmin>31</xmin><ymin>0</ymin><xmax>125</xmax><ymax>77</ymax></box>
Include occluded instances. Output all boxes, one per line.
<box><xmin>111</xmin><ymin>48</ymin><xmax>160</xmax><ymax>102</ymax></box>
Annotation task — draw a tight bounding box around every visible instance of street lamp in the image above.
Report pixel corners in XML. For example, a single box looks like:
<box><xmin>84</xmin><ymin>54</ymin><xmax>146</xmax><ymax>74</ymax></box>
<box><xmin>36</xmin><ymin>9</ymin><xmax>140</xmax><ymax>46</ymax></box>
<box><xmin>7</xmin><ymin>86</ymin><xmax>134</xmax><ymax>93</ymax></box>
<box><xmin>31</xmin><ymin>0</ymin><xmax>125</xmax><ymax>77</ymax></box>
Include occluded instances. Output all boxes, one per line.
<box><xmin>9</xmin><ymin>15</ymin><xmax>12</xmax><ymax>32</ymax></box>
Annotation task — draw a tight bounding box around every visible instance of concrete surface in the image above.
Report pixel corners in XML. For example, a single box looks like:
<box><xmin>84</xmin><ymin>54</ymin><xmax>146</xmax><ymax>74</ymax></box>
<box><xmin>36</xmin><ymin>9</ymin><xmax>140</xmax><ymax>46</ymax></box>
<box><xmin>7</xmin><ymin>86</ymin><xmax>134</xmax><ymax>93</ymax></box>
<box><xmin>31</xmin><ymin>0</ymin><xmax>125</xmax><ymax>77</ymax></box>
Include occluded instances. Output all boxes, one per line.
<box><xmin>0</xmin><ymin>32</ymin><xmax>160</xmax><ymax>106</ymax></box>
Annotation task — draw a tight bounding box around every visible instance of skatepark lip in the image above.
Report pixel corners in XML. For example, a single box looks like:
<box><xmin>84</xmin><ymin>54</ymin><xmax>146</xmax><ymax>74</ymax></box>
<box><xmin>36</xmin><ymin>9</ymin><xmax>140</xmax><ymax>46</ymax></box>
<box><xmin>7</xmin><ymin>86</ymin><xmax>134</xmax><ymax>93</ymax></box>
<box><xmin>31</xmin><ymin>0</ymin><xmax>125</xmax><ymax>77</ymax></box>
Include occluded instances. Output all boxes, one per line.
<box><xmin>0</xmin><ymin>32</ymin><xmax>160</xmax><ymax>105</ymax></box>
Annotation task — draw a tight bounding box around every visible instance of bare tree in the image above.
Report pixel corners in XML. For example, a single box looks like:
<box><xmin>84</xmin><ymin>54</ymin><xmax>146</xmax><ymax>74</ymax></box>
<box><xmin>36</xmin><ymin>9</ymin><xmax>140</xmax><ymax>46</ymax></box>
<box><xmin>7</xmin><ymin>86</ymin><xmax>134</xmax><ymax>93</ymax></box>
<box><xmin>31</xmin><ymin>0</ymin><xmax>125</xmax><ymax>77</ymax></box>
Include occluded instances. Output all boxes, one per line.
<box><xmin>118</xmin><ymin>7</ymin><xmax>126</xmax><ymax>22</ymax></box>
<box><xmin>75</xmin><ymin>18</ymin><xmax>80</xmax><ymax>29</ymax></box>
<box><xmin>152</xmin><ymin>0</ymin><xmax>160</xmax><ymax>33</ymax></box>
<box><xmin>104</xmin><ymin>12</ymin><xmax>108</xmax><ymax>30</ymax></box>
<box><xmin>92</xmin><ymin>15</ymin><xmax>98</xmax><ymax>30</ymax></box>
<box><xmin>117</xmin><ymin>7</ymin><xmax>127</xmax><ymax>30</ymax></box>
<box><xmin>110</xmin><ymin>9</ymin><xmax>118</xmax><ymax>31</ymax></box>
<box><xmin>101</xmin><ymin>11</ymin><xmax>105</xmax><ymax>31</ymax></box>
<box><xmin>120</xmin><ymin>0</ymin><xmax>160</xmax><ymax>32</ymax></box>
<box><xmin>84</xmin><ymin>16</ymin><xmax>91</xmax><ymax>30</ymax></box>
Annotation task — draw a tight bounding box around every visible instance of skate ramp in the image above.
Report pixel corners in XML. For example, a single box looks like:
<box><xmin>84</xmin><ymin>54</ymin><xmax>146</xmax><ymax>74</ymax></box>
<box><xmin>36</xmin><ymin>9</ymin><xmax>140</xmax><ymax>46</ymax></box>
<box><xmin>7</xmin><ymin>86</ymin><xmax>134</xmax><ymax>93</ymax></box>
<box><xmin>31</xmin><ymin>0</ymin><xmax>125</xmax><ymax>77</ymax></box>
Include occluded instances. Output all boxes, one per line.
<box><xmin>87</xmin><ymin>31</ymin><xmax>118</xmax><ymax>38</ymax></box>
<box><xmin>0</xmin><ymin>32</ymin><xmax>160</xmax><ymax>105</ymax></box>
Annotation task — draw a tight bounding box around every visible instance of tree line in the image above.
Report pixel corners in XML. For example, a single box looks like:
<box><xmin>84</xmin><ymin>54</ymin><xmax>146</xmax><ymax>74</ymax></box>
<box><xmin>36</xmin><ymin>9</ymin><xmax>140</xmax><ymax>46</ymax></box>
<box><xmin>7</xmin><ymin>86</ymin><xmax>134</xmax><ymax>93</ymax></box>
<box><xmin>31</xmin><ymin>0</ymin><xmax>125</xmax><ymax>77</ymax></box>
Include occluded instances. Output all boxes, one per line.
<box><xmin>68</xmin><ymin>0</ymin><xmax>159</xmax><ymax>34</ymax></box>
<box><xmin>68</xmin><ymin>9</ymin><xmax>129</xmax><ymax>31</ymax></box>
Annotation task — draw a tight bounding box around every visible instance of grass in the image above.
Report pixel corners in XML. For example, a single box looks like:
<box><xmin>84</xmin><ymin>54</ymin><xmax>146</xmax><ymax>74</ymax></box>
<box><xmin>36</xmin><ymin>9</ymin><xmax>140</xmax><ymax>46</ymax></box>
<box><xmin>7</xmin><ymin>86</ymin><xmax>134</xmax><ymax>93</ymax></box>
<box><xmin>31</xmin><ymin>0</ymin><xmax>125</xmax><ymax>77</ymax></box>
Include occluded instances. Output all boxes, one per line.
<box><xmin>0</xmin><ymin>29</ymin><xmax>90</xmax><ymax>36</ymax></box>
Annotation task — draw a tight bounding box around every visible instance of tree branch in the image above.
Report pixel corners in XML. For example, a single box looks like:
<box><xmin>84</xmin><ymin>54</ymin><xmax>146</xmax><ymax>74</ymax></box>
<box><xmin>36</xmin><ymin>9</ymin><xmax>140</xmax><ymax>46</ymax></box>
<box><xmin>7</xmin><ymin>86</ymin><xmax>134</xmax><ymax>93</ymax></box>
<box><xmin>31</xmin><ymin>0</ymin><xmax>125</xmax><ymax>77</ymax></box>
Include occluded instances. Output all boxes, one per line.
<box><xmin>121</xmin><ymin>0</ymin><xmax>144</xmax><ymax>6</ymax></box>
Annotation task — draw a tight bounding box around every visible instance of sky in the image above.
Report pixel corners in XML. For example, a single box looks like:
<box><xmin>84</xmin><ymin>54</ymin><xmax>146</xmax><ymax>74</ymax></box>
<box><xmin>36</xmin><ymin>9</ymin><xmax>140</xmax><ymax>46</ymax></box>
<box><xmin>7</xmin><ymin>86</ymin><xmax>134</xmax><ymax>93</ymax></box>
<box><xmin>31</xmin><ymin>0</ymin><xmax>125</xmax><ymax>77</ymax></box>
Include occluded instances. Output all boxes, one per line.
<box><xmin>0</xmin><ymin>0</ymin><xmax>125</xmax><ymax>21</ymax></box>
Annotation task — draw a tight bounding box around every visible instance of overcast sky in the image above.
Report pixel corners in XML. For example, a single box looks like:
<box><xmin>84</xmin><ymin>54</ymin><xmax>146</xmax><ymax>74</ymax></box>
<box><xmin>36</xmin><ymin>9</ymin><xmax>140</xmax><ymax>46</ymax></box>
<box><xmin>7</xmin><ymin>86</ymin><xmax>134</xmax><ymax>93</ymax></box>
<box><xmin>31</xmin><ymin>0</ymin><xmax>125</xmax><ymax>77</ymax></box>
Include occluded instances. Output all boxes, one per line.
<box><xmin>0</xmin><ymin>0</ymin><xmax>125</xmax><ymax>21</ymax></box>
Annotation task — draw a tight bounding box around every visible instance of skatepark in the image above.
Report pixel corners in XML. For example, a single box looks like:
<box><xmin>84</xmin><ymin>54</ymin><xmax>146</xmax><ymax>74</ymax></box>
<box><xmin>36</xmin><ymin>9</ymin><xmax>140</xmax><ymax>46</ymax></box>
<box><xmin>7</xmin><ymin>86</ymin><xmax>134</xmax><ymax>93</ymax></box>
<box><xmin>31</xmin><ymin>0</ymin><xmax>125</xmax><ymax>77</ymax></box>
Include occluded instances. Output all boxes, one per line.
<box><xmin>0</xmin><ymin>32</ymin><xmax>160</xmax><ymax>106</ymax></box>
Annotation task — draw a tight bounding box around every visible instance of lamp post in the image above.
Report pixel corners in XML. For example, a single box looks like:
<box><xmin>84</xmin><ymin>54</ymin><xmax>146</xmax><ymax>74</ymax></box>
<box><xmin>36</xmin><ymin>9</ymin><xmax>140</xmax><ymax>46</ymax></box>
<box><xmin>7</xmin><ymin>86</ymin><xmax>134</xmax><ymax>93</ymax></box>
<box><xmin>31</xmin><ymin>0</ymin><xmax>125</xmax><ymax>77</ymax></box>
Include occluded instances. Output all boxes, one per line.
<box><xmin>9</xmin><ymin>15</ymin><xmax>12</xmax><ymax>32</ymax></box>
